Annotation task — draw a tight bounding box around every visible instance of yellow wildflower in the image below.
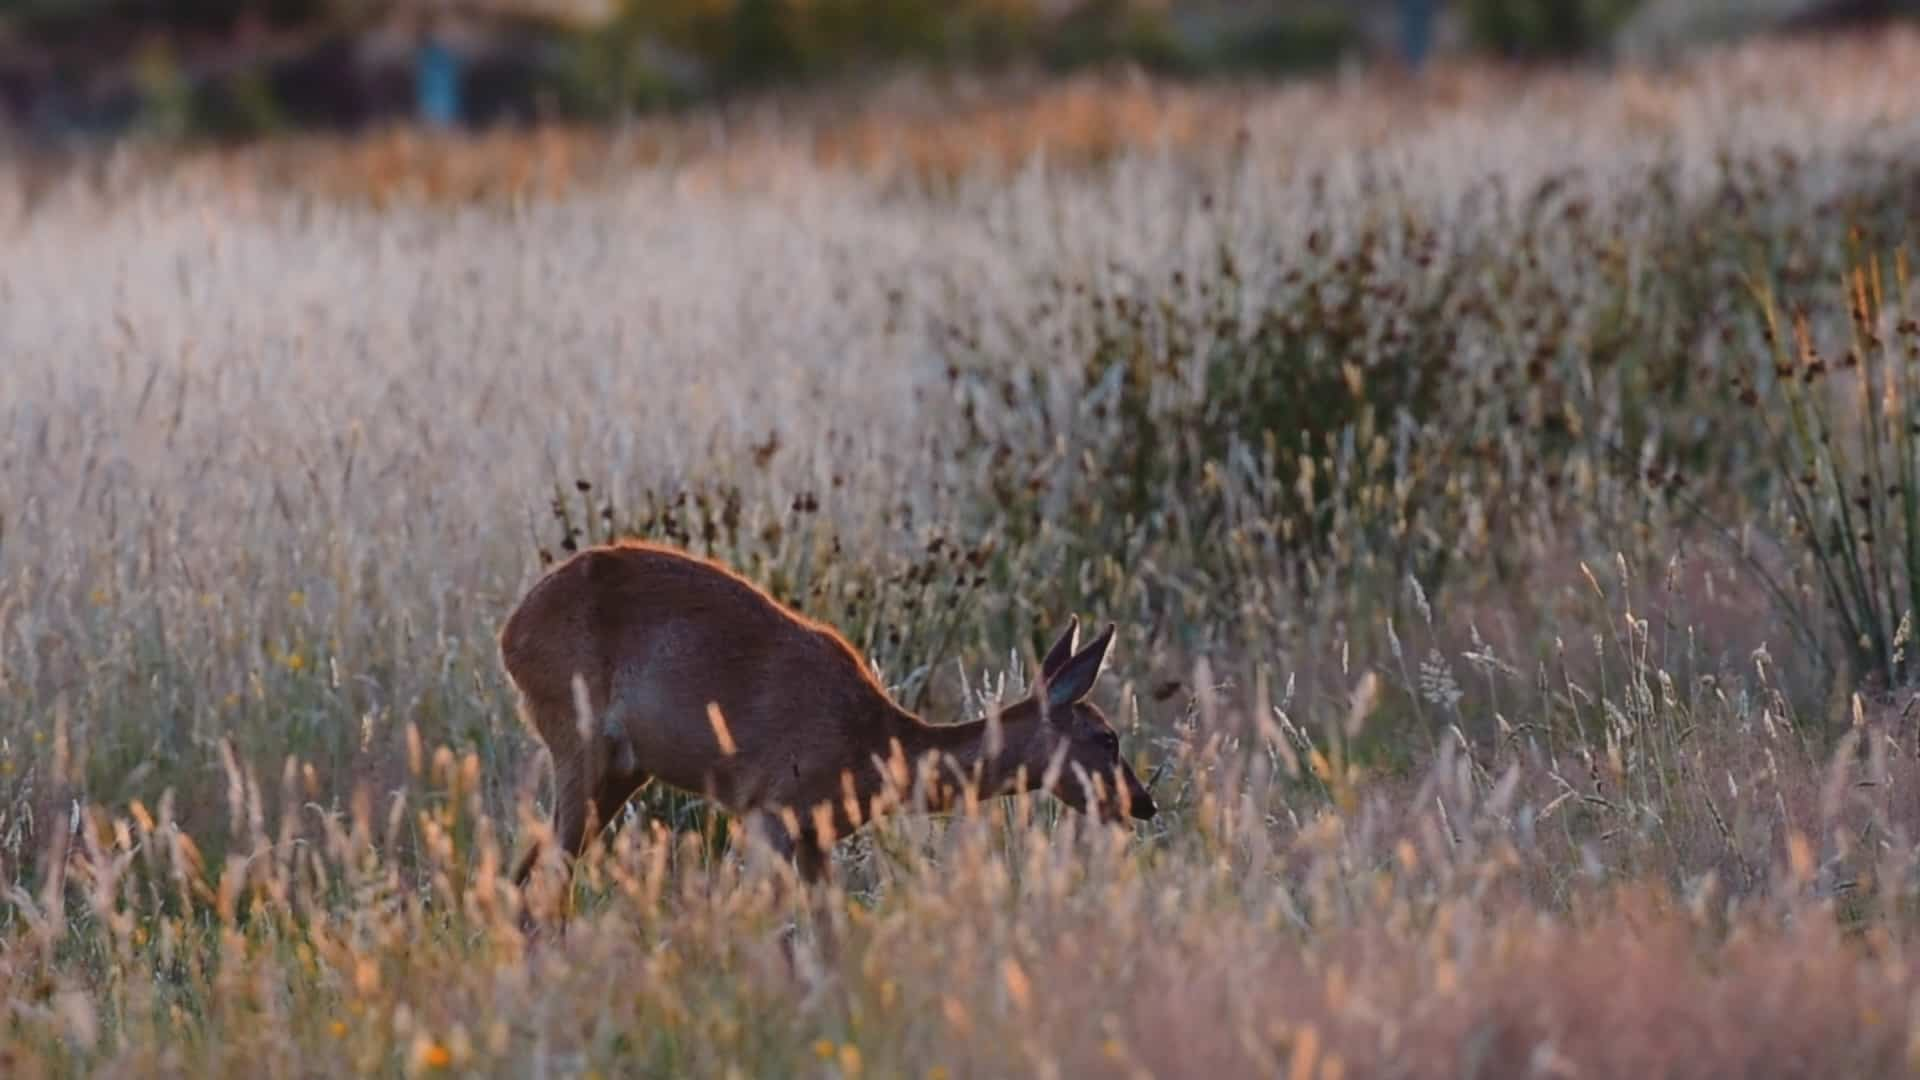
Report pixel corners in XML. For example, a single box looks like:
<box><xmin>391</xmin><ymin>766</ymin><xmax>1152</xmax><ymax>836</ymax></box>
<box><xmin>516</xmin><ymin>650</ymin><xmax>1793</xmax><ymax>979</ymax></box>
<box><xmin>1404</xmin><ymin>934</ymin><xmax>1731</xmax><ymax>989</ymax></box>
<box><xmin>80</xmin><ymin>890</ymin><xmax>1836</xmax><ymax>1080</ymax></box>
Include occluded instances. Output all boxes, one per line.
<box><xmin>412</xmin><ymin>1036</ymin><xmax>451</xmax><ymax>1071</ymax></box>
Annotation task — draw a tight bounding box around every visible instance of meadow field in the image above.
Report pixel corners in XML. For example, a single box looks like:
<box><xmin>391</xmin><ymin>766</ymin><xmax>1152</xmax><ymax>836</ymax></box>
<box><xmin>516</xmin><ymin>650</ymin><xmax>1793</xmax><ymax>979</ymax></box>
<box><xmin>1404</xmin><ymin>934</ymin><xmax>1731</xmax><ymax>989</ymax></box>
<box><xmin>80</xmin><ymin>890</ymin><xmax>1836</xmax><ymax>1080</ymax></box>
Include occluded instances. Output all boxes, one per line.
<box><xmin>7</xmin><ymin>26</ymin><xmax>1920</xmax><ymax>1077</ymax></box>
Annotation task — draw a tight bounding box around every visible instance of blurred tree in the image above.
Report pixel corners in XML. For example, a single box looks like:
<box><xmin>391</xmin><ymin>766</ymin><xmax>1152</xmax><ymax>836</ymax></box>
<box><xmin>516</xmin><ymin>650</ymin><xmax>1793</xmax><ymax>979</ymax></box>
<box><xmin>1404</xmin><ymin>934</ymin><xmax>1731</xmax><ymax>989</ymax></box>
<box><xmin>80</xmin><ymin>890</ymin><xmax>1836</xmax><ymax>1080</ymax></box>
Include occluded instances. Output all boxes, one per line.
<box><xmin>1197</xmin><ymin>6</ymin><xmax>1356</xmax><ymax>75</ymax></box>
<box><xmin>1041</xmin><ymin>0</ymin><xmax>1181</xmax><ymax>72</ymax></box>
<box><xmin>1</xmin><ymin>0</ymin><xmax>1394</xmax><ymax>135</ymax></box>
<box><xmin>1466</xmin><ymin>0</ymin><xmax>1643</xmax><ymax>58</ymax></box>
<box><xmin>1</xmin><ymin>0</ymin><xmax>333</xmax><ymax>35</ymax></box>
<box><xmin>727</xmin><ymin>0</ymin><xmax>804</xmax><ymax>86</ymax></box>
<box><xmin>801</xmin><ymin>0</ymin><xmax>945</xmax><ymax>68</ymax></box>
<box><xmin>1783</xmin><ymin>0</ymin><xmax>1920</xmax><ymax>26</ymax></box>
<box><xmin>946</xmin><ymin>0</ymin><xmax>1040</xmax><ymax>68</ymax></box>
<box><xmin>551</xmin><ymin>0</ymin><xmax>1182</xmax><ymax>116</ymax></box>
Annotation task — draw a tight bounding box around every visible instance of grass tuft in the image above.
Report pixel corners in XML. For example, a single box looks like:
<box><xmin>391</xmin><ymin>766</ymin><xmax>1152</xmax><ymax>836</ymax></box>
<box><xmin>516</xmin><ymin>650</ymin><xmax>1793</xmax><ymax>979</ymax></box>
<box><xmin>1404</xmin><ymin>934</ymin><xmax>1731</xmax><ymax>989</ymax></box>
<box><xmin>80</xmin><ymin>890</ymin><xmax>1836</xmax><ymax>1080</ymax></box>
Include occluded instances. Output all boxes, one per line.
<box><xmin>6</xmin><ymin>25</ymin><xmax>1920</xmax><ymax>1077</ymax></box>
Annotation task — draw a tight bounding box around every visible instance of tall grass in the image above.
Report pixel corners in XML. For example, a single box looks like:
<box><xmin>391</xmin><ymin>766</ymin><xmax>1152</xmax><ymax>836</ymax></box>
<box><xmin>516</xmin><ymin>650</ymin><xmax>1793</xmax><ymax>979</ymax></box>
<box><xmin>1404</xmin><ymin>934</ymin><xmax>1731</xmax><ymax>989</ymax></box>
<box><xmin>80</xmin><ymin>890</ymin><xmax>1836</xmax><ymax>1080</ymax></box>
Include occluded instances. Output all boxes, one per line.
<box><xmin>5</xmin><ymin>26</ymin><xmax>1920</xmax><ymax>1077</ymax></box>
<box><xmin>1744</xmin><ymin>249</ymin><xmax>1920</xmax><ymax>690</ymax></box>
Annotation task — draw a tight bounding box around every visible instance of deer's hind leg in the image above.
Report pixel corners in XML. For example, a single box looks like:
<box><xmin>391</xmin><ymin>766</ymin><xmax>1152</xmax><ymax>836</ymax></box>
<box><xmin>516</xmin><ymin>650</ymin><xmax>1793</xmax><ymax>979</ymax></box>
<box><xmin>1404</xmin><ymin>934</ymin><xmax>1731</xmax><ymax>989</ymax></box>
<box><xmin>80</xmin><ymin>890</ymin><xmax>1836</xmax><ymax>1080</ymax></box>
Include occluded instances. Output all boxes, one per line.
<box><xmin>512</xmin><ymin>692</ymin><xmax>651</xmax><ymax>920</ymax></box>
<box><xmin>588</xmin><ymin>756</ymin><xmax>654</xmax><ymax>851</ymax></box>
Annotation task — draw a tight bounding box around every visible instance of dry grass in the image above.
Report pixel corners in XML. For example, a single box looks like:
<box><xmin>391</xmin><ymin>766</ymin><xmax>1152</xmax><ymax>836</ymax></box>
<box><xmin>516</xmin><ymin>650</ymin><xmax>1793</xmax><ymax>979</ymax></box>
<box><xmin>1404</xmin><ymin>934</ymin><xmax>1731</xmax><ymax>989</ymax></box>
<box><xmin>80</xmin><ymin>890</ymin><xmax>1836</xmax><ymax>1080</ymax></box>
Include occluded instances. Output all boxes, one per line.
<box><xmin>6</xmin><ymin>25</ymin><xmax>1920</xmax><ymax>1078</ymax></box>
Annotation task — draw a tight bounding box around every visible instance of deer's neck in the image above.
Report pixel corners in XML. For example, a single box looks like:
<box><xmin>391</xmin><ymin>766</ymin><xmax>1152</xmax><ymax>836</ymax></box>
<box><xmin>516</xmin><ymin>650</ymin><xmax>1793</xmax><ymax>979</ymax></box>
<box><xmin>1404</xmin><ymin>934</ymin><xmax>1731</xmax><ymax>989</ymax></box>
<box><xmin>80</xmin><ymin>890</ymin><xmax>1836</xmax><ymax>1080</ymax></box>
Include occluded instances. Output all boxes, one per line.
<box><xmin>875</xmin><ymin>708</ymin><xmax>1035</xmax><ymax>814</ymax></box>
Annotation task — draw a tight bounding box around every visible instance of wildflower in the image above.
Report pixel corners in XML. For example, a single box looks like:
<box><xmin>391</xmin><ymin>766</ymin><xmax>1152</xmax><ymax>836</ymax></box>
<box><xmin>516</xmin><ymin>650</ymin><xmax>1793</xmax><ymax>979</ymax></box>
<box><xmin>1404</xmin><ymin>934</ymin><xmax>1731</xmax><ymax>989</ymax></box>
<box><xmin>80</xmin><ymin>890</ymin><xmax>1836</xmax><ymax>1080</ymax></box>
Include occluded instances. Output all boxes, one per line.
<box><xmin>289</xmin><ymin>590</ymin><xmax>306</xmax><ymax>608</ymax></box>
<box><xmin>330</xmin><ymin>1020</ymin><xmax>348</xmax><ymax>1038</ymax></box>
<box><xmin>412</xmin><ymin>1035</ymin><xmax>452</xmax><ymax>1071</ymax></box>
<box><xmin>814</xmin><ymin>1039</ymin><xmax>836</xmax><ymax>1060</ymax></box>
<box><xmin>838</xmin><ymin>1044</ymin><xmax>863</xmax><ymax>1076</ymax></box>
<box><xmin>283</xmin><ymin>651</ymin><xmax>305</xmax><ymax>672</ymax></box>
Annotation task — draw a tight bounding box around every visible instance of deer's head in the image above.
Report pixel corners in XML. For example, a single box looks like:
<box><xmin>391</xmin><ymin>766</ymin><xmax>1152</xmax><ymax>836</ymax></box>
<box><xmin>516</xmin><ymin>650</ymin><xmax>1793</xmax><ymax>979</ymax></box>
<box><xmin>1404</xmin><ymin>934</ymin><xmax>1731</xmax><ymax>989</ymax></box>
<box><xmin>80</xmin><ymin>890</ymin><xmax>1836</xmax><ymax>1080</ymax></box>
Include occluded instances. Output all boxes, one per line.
<box><xmin>1001</xmin><ymin>618</ymin><xmax>1157</xmax><ymax>823</ymax></box>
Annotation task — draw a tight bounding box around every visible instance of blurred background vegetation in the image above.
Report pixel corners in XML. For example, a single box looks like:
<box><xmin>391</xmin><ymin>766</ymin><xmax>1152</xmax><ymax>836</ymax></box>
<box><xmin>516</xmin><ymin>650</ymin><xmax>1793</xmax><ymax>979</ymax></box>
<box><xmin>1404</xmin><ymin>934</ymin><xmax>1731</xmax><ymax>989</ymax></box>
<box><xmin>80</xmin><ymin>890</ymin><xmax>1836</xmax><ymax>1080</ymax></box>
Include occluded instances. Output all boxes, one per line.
<box><xmin>2</xmin><ymin>0</ymin><xmax>1915</xmax><ymax>142</ymax></box>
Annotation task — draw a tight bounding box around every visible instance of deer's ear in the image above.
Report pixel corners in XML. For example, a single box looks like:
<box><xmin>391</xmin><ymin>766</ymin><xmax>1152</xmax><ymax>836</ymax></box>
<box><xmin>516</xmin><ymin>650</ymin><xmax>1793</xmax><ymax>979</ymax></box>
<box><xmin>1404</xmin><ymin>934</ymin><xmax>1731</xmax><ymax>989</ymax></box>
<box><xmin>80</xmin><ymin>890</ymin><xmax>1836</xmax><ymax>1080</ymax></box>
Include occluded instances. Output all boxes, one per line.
<box><xmin>1044</xmin><ymin>622</ymin><xmax>1115</xmax><ymax>713</ymax></box>
<box><xmin>1040</xmin><ymin>616</ymin><xmax>1080</xmax><ymax>681</ymax></box>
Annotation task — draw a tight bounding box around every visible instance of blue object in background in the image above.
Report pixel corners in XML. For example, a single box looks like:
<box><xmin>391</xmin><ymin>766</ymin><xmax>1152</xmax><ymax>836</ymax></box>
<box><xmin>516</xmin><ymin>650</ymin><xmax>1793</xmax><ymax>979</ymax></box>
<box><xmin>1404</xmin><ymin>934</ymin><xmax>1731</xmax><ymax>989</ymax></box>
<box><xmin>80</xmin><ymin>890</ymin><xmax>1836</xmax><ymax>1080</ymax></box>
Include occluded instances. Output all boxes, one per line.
<box><xmin>416</xmin><ymin>38</ymin><xmax>463</xmax><ymax>128</ymax></box>
<box><xmin>1400</xmin><ymin>0</ymin><xmax>1436</xmax><ymax>68</ymax></box>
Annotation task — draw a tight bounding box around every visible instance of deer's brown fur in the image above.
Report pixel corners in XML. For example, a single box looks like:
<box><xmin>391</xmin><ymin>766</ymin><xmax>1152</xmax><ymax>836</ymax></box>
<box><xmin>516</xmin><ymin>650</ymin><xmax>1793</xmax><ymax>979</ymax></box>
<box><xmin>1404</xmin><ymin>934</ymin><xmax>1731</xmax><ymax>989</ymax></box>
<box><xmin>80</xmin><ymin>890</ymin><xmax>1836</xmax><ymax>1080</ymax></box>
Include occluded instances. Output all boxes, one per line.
<box><xmin>501</xmin><ymin>540</ymin><xmax>1154</xmax><ymax>909</ymax></box>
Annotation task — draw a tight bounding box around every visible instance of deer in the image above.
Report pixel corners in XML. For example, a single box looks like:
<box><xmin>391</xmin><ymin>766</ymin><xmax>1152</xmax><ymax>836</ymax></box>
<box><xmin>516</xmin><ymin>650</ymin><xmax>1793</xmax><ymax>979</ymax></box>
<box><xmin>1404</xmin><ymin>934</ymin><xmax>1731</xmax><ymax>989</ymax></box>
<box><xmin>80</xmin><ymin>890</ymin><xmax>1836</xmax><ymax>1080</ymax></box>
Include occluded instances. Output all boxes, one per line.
<box><xmin>500</xmin><ymin>539</ymin><xmax>1157</xmax><ymax>922</ymax></box>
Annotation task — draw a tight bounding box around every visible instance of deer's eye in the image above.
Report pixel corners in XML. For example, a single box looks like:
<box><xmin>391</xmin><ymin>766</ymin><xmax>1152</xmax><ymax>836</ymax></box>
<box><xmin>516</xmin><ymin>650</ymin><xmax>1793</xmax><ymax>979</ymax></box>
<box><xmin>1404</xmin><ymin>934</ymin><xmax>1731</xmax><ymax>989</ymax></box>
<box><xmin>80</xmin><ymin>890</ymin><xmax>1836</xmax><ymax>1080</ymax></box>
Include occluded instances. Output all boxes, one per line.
<box><xmin>1099</xmin><ymin>731</ymin><xmax>1120</xmax><ymax>752</ymax></box>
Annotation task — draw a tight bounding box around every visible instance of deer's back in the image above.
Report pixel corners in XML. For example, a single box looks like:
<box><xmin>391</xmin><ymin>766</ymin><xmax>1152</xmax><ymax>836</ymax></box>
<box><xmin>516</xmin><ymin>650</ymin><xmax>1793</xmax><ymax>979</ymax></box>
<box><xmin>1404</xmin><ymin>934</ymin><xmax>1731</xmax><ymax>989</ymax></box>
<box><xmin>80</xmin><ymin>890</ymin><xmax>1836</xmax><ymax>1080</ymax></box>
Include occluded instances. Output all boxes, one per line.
<box><xmin>500</xmin><ymin>542</ymin><xmax>890</xmax><ymax>807</ymax></box>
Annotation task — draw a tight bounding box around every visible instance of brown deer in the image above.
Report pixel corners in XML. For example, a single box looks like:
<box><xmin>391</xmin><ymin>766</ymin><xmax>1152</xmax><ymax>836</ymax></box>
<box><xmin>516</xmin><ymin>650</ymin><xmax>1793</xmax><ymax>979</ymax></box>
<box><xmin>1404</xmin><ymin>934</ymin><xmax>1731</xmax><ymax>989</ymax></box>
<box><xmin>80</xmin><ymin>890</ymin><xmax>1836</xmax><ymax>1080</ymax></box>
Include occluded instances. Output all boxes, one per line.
<box><xmin>501</xmin><ymin>540</ymin><xmax>1155</xmax><ymax>914</ymax></box>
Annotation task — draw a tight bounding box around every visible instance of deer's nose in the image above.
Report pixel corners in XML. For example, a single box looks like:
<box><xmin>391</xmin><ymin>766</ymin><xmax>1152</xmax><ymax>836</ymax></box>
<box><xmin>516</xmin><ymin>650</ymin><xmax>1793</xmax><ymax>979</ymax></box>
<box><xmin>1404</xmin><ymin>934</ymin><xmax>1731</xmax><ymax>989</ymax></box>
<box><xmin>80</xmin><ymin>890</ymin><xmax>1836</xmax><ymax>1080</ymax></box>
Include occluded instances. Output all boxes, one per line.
<box><xmin>1132</xmin><ymin>791</ymin><xmax>1157</xmax><ymax>821</ymax></box>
